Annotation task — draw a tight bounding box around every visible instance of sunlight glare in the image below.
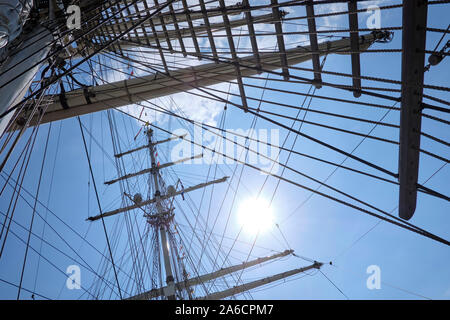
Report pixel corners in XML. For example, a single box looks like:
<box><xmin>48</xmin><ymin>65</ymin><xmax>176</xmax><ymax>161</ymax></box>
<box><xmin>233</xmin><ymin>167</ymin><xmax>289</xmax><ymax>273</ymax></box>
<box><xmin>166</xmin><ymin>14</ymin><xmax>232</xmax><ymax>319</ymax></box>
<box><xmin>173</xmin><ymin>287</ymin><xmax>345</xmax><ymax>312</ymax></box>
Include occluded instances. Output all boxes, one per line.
<box><xmin>238</xmin><ymin>197</ymin><xmax>274</xmax><ymax>234</ymax></box>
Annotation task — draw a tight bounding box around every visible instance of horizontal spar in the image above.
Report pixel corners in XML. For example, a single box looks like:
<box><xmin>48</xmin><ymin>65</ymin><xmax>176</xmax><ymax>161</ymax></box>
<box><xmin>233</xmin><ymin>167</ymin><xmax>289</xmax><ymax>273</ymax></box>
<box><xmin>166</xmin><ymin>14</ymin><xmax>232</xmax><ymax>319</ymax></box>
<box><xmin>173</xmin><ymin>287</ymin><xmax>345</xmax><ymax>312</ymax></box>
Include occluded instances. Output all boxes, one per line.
<box><xmin>126</xmin><ymin>250</ymin><xmax>294</xmax><ymax>300</ymax></box>
<box><xmin>62</xmin><ymin>12</ymin><xmax>276</xmax><ymax>60</ymax></box>
<box><xmin>101</xmin><ymin>2</ymin><xmax>243</xmax><ymax>32</ymax></box>
<box><xmin>104</xmin><ymin>154</ymin><xmax>203</xmax><ymax>185</ymax></box>
<box><xmin>116</xmin><ymin>13</ymin><xmax>276</xmax><ymax>47</ymax></box>
<box><xmin>198</xmin><ymin>261</ymin><xmax>323</xmax><ymax>300</ymax></box>
<box><xmin>14</xmin><ymin>32</ymin><xmax>387</xmax><ymax>129</ymax></box>
<box><xmin>88</xmin><ymin>176</ymin><xmax>229</xmax><ymax>221</ymax></box>
<box><xmin>114</xmin><ymin>133</ymin><xmax>186</xmax><ymax>158</ymax></box>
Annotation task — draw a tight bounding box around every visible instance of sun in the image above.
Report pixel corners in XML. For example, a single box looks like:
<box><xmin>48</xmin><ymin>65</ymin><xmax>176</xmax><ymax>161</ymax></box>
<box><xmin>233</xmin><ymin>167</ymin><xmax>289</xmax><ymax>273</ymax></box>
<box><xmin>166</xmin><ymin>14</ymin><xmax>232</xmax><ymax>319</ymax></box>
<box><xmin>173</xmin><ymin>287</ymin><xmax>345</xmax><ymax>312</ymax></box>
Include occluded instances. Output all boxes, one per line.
<box><xmin>237</xmin><ymin>197</ymin><xmax>274</xmax><ymax>234</ymax></box>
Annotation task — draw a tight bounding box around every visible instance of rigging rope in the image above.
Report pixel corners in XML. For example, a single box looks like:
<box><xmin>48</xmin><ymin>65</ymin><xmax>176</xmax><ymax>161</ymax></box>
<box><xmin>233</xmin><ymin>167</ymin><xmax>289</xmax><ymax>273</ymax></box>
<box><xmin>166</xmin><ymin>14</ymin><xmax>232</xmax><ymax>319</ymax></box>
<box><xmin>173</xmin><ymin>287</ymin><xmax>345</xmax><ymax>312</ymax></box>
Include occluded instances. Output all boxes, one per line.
<box><xmin>77</xmin><ymin>116</ymin><xmax>123</xmax><ymax>299</ymax></box>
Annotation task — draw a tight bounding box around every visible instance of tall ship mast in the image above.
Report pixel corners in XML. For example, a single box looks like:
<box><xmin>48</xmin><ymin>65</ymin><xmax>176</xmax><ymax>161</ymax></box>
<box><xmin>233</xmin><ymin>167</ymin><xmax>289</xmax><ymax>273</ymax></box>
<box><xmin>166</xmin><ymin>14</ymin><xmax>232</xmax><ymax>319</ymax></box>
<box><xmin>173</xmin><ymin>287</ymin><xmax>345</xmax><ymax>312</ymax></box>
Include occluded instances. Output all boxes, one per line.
<box><xmin>89</xmin><ymin>127</ymin><xmax>323</xmax><ymax>299</ymax></box>
<box><xmin>0</xmin><ymin>0</ymin><xmax>448</xmax><ymax>300</ymax></box>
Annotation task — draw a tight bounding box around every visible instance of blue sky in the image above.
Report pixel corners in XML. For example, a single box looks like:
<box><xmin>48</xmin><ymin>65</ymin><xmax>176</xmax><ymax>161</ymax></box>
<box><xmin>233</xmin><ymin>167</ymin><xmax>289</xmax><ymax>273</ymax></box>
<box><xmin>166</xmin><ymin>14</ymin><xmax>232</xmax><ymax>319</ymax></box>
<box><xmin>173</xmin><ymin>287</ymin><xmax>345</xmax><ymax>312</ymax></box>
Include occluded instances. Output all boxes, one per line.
<box><xmin>0</xmin><ymin>0</ymin><xmax>449</xmax><ymax>300</ymax></box>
